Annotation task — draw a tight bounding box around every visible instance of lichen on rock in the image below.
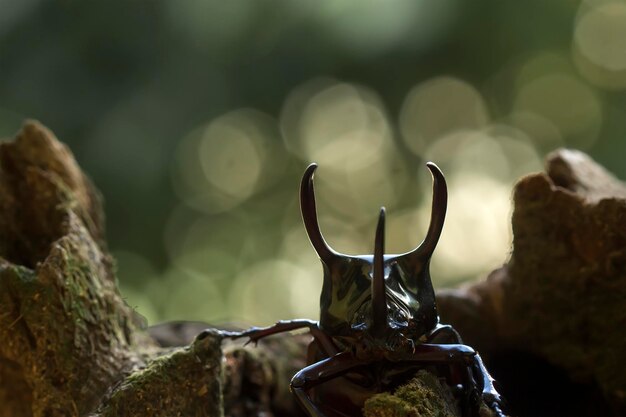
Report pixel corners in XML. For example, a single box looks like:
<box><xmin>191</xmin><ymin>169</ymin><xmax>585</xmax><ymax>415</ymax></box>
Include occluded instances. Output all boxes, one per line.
<box><xmin>0</xmin><ymin>121</ymin><xmax>222</xmax><ymax>417</ymax></box>
<box><xmin>503</xmin><ymin>150</ymin><xmax>626</xmax><ymax>411</ymax></box>
<box><xmin>437</xmin><ymin>149</ymin><xmax>626</xmax><ymax>415</ymax></box>
<box><xmin>363</xmin><ymin>370</ymin><xmax>460</xmax><ymax>417</ymax></box>
<box><xmin>0</xmin><ymin>121</ymin><xmax>153</xmax><ymax>417</ymax></box>
<box><xmin>93</xmin><ymin>330</ymin><xmax>224</xmax><ymax>417</ymax></box>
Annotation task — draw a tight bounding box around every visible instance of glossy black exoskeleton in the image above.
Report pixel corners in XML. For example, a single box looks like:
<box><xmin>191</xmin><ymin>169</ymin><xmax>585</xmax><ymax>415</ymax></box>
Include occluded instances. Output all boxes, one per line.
<box><xmin>226</xmin><ymin>162</ymin><xmax>505</xmax><ymax>417</ymax></box>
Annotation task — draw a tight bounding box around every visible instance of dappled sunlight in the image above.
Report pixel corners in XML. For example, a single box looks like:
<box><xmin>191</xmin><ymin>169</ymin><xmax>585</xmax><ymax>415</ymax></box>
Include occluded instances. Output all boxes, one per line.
<box><xmin>172</xmin><ymin>109</ymin><xmax>284</xmax><ymax>214</ymax></box>
<box><xmin>314</xmin><ymin>214</ymin><xmax>372</xmax><ymax>256</ymax></box>
<box><xmin>279</xmin><ymin>225</ymin><xmax>321</xmax><ymax>268</ymax></box>
<box><xmin>313</xmin><ymin>155</ymin><xmax>408</xmax><ymax>224</ymax></box>
<box><xmin>172</xmin><ymin>247</ymin><xmax>239</xmax><ymax>285</ymax></box>
<box><xmin>513</xmin><ymin>72</ymin><xmax>602</xmax><ymax>149</ymax></box>
<box><xmin>286</xmin><ymin>81</ymin><xmax>393</xmax><ymax>172</ymax></box>
<box><xmin>400</xmin><ymin>77</ymin><xmax>490</xmax><ymax>155</ymax></box>
<box><xmin>346</xmin><ymin>157</ymin><xmax>410</xmax><ymax>218</ymax></box>
<box><xmin>505</xmin><ymin>112</ymin><xmax>564</xmax><ymax>152</ymax></box>
<box><xmin>384</xmin><ymin>209</ymin><xmax>425</xmax><ymax>255</ymax></box>
<box><xmin>228</xmin><ymin>260</ymin><xmax>320</xmax><ymax>325</ymax></box>
<box><xmin>199</xmin><ymin>117</ymin><xmax>263</xmax><ymax>197</ymax></box>
<box><xmin>156</xmin><ymin>72</ymin><xmax>588</xmax><ymax>324</ymax></box>
<box><xmin>420</xmin><ymin>127</ymin><xmax>542</xmax><ymax>284</ymax></box>
<box><xmin>573</xmin><ymin>1</ymin><xmax>626</xmax><ymax>89</ymax></box>
<box><xmin>158</xmin><ymin>267</ymin><xmax>227</xmax><ymax>322</ymax></box>
<box><xmin>428</xmin><ymin>174</ymin><xmax>513</xmax><ymax>285</ymax></box>
<box><xmin>26</xmin><ymin>0</ymin><xmax>614</xmax><ymax>325</ymax></box>
<box><xmin>311</xmin><ymin>0</ymin><xmax>458</xmax><ymax>57</ymax></box>
<box><xmin>165</xmin><ymin>210</ymin><xmax>258</xmax><ymax>272</ymax></box>
<box><xmin>172</xmin><ymin>127</ymin><xmax>244</xmax><ymax>214</ymax></box>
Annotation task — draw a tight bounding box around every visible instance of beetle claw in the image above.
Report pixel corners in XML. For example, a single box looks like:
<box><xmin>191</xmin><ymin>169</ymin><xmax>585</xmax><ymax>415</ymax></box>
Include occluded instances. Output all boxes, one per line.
<box><xmin>243</xmin><ymin>337</ymin><xmax>259</xmax><ymax>347</ymax></box>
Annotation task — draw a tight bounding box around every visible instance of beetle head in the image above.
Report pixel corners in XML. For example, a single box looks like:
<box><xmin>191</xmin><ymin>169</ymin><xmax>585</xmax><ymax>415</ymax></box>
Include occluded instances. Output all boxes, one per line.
<box><xmin>300</xmin><ymin>162</ymin><xmax>447</xmax><ymax>346</ymax></box>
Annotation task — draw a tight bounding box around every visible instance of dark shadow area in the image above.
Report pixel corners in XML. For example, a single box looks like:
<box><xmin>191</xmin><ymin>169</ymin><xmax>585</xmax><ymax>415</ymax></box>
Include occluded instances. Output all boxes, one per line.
<box><xmin>0</xmin><ymin>357</ymin><xmax>33</xmax><ymax>416</ymax></box>
<box><xmin>488</xmin><ymin>350</ymin><xmax>611</xmax><ymax>417</ymax></box>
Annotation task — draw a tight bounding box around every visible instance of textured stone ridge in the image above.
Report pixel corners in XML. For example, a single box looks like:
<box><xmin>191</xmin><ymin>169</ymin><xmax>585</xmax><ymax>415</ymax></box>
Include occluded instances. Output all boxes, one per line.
<box><xmin>0</xmin><ymin>121</ymin><xmax>224</xmax><ymax>417</ymax></box>
<box><xmin>93</xmin><ymin>330</ymin><xmax>224</xmax><ymax>417</ymax></box>
<box><xmin>504</xmin><ymin>150</ymin><xmax>626</xmax><ymax>410</ymax></box>
<box><xmin>437</xmin><ymin>149</ymin><xmax>626</xmax><ymax>415</ymax></box>
<box><xmin>0</xmin><ymin>121</ymin><xmax>106</xmax><ymax>267</ymax></box>
<box><xmin>0</xmin><ymin>121</ymin><xmax>151</xmax><ymax>416</ymax></box>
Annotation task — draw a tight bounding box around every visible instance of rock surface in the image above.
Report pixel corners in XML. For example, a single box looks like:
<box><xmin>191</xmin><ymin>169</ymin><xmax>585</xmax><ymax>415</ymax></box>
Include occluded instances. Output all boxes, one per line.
<box><xmin>0</xmin><ymin>121</ymin><xmax>152</xmax><ymax>416</ymax></box>
<box><xmin>438</xmin><ymin>149</ymin><xmax>626</xmax><ymax>416</ymax></box>
<box><xmin>0</xmin><ymin>122</ymin><xmax>222</xmax><ymax>417</ymax></box>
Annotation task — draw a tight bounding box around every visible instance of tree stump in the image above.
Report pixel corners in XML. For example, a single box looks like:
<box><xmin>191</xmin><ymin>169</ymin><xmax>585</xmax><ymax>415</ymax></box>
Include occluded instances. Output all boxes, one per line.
<box><xmin>437</xmin><ymin>149</ymin><xmax>626</xmax><ymax>416</ymax></box>
<box><xmin>0</xmin><ymin>122</ymin><xmax>223</xmax><ymax>417</ymax></box>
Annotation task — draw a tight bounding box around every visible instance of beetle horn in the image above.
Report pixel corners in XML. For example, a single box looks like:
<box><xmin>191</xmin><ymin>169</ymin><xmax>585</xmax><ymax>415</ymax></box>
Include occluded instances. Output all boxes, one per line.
<box><xmin>371</xmin><ymin>207</ymin><xmax>388</xmax><ymax>337</ymax></box>
<box><xmin>300</xmin><ymin>163</ymin><xmax>338</xmax><ymax>263</ymax></box>
<box><xmin>404</xmin><ymin>162</ymin><xmax>447</xmax><ymax>263</ymax></box>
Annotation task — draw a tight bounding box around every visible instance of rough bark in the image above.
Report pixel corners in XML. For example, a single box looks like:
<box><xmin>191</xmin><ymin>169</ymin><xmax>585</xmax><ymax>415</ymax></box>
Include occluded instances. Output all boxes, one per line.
<box><xmin>437</xmin><ymin>149</ymin><xmax>626</xmax><ymax>416</ymax></box>
<box><xmin>0</xmin><ymin>122</ymin><xmax>223</xmax><ymax>417</ymax></box>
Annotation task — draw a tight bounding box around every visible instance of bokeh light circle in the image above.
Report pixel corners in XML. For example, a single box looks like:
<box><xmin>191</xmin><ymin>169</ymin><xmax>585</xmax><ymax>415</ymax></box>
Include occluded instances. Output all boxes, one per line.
<box><xmin>575</xmin><ymin>2</ymin><xmax>626</xmax><ymax>71</ymax></box>
<box><xmin>159</xmin><ymin>268</ymin><xmax>226</xmax><ymax>322</ymax></box>
<box><xmin>172</xmin><ymin>109</ymin><xmax>284</xmax><ymax>214</ymax></box>
<box><xmin>282</xmin><ymin>80</ymin><xmax>393</xmax><ymax>170</ymax></box>
<box><xmin>505</xmin><ymin>111</ymin><xmax>564</xmax><ymax>153</ymax></box>
<box><xmin>228</xmin><ymin>260</ymin><xmax>319</xmax><ymax>325</ymax></box>
<box><xmin>513</xmin><ymin>73</ymin><xmax>602</xmax><ymax>149</ymax></box>
<box><xmin>400</xmin><ymin>76</ymin><xmax>489</xmax><ymax>155</ymax></box>
<box><xmin>200</xmin><ymin>124</ymin><xmax>261</xmax><ymax>197</ymax></box>
<box><xmin>573</xmin><ymin>1</ymin><xmax>626</xmax><ymax>89</ymax></box>
<box><xmin>420</xmin><ymin>125</ymin><xmax>542</xmax><ymax>285</ymax></box>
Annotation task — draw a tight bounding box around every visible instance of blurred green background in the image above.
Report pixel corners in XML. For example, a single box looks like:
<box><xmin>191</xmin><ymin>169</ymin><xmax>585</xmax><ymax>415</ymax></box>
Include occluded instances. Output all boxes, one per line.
<box><xmin>1</xmin><ymin>0</ymin><xmax>625</xmax><ymax>326</ymax></box>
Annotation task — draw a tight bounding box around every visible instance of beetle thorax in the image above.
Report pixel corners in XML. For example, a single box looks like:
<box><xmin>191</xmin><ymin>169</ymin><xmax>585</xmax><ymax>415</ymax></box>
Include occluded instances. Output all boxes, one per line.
<box><xmin>319</xmin><ymin>256</ymin><xmax>438</xmax><ymax>344</ymax></box>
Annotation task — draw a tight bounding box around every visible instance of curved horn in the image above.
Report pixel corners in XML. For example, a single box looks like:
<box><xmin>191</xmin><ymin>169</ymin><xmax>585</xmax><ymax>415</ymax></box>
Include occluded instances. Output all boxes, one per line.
<box><xmin>406</xmin><ymin>162</ymin><xmax>448</xmax><ymax>261</ymax></box>
<box><xmin>371</xmin><ymin>207</ymin><xmax>388</xmax><ymax>336</ymax></box>
<box><xmin>300</xmin><ymin>163</ymin><xmax>337</xmax><ymax>263</ymax></box>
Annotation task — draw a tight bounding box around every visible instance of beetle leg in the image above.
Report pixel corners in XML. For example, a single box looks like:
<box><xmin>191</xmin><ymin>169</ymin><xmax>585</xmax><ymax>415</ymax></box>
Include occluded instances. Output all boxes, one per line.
<box><xmin>406</xmin><ymin>343</ymin><xmax>505</xmax><ymax>417</ymax></box>
<box><xmin>424</xmin><ymin>325</ymin><xmax>474</xmax><ymax>410</ymax></box>
<box><xmin>470</xmin><ymin>352</ymin><xmax>506</xmax><ymax>417</ymax></box>
<box><xmin>426</xmin><ymin>324</ymin><xmax>464</xmax><ymax>344</ymax></box>
<box><xmin>431</xmin><ymin>326</ymin><xmax>506</xmax><ymax>417</ymax></box>
<box><xmin>290</xmin><ymin>351</ymin><xmax>366</xmax><ymax>417</ymax></box>
<box><xmin>223</xmin><ymin>319</ymin><xmax>339</xmax><ymax>355</ymax></box>
<box><xmin>223</xmin><ymin>319</ymin><xmax>316</xmax><ymax>343</ymax></box>
<box><xmin>404</xmin><ymin>343</ymin><xmax>476</xmax><ymax>365</ymax></box>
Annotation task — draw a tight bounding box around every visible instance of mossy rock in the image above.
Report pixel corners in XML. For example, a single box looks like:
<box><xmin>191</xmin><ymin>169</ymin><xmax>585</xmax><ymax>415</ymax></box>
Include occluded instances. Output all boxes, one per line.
<box><xmin>363</xmin><ymin>370</ymin><xmax>460</xmax><ymax>417</ymax></box>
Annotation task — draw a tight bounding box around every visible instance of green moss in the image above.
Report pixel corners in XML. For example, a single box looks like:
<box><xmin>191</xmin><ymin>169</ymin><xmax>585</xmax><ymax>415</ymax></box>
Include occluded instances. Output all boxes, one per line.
<box><xmin>364</xmin><ymin>394</ymin><xmax>418</xmax><ymax>417</ymax></box>
<box><xmin>0</xmin><ymin>223</ymin><xmax>158</xmax><ymax>416</ymax></box>
<box><xmin>363</xmin><ymin>371</ymin><xmax>460</xmax><ymax>417</ymax></box>
<box><xmin>95</xmin><ymin>330</ymin><xmax>224</xmax><ymax>417</ymax></box>
<box><xmin>0</xmin><ymin>121</ymin><xmax>160</xmax><ymax>417</ymax></box>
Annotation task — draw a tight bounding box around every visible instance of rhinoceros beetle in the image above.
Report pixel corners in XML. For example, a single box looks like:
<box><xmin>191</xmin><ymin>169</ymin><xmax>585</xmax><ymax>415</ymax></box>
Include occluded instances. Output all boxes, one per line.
<box><xmin>226</xmin><ymin>162</ymin><xmax>505</xmax><ymax>417</ymax></box>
